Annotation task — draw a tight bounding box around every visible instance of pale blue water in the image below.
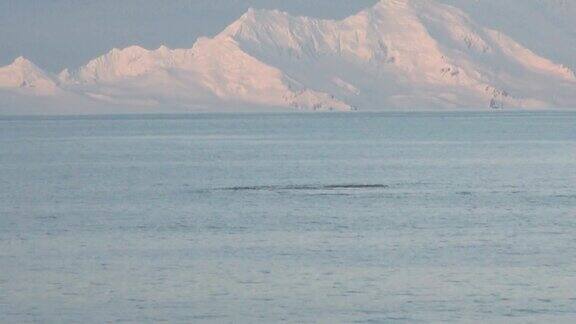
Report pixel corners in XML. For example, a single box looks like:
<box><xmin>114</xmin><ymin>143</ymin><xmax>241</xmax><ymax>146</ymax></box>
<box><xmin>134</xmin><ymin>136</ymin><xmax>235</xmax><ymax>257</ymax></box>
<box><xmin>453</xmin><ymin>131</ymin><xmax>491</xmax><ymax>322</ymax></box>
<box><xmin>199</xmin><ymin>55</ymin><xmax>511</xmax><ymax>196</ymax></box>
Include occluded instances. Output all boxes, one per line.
<box><xmin>1</xmin><ymin>112</ymin><xmax>576</xmax><ymax>323</ymax></box>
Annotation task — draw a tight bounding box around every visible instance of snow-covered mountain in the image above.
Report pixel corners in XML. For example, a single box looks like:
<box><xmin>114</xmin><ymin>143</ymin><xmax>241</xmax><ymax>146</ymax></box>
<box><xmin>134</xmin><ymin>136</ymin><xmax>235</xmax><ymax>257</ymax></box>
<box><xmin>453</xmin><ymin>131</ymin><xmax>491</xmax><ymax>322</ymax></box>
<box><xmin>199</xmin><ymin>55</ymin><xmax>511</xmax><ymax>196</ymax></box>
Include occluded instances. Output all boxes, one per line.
<box><xmin>438</xmin><ymin>0</ymin><xmax>576</xmax><ymax>72</ymax></box>
<box><xmin>1</xmin><ymin>0</ymin><xmax>576</xmax><ymax>114</ymax></box>
<box><xmin>0</xmin><ymin>57</ymin><xmax>59</xmax><ymax>96</ymax></box>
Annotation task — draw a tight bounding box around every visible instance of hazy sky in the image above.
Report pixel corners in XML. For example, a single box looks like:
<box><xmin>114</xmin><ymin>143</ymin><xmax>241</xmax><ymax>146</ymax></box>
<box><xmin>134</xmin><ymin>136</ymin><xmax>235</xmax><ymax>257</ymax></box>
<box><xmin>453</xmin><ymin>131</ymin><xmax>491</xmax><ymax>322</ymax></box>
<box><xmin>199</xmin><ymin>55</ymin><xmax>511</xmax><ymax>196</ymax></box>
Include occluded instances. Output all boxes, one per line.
<box><xmin>0</xmin><ymin>0</ymin><xmax>377</xmax><ymax>72</ymax></box>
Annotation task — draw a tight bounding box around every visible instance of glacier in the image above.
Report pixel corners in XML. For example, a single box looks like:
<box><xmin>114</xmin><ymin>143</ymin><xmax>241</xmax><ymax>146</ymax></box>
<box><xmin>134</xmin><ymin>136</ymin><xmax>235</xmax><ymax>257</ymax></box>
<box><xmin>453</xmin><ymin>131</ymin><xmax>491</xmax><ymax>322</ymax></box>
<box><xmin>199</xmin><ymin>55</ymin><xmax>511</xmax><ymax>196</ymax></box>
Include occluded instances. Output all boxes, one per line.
<box><xmin>1</xmin><ymin>0</ymin><xmax>575</xmax><ymax>114</ymax></box>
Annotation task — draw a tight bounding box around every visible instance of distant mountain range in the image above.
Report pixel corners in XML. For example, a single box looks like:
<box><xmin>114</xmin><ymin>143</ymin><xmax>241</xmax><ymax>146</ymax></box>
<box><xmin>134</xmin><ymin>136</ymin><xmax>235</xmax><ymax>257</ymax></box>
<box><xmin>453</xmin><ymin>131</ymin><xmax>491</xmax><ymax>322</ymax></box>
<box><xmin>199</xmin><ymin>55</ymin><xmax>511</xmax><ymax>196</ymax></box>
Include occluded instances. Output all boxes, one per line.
<box><xmin>1</xmin><ymin>0</ymin><xmax>575</xmax><ymax>114</ymax></box>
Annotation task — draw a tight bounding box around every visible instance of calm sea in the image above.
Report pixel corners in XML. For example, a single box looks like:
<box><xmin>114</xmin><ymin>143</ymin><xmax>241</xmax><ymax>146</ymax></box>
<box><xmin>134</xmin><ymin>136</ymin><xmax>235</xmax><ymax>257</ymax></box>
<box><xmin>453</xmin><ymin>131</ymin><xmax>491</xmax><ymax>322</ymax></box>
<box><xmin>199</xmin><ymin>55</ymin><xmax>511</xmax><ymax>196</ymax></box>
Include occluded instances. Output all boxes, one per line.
<box><xmin>1</xmin><ymin>112</ymin><xmax>575</xmax><ymax>322</ymax></box>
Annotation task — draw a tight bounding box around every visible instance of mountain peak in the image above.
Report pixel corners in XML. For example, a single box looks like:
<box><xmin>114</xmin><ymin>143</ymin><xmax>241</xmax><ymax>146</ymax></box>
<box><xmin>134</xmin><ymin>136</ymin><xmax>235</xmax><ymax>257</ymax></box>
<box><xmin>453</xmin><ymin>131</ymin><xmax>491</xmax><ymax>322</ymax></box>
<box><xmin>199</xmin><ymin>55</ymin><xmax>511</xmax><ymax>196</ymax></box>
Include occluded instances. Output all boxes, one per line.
<box><xmin>0</xmin><ymin>56</ymin><xmax>58</xmax><ymax>95</ymax></box>
<box><xmin>11</xmin><ymin>56</ymin><xmax>36</xmax><ymax>68</ymax></box>
<box><xmin>2</xmin><ymin>56</ymin><xmax>47</xmax><ymax>75</ymax></box>
<box><xmin>222</xmin><ymin>7</ymin><xmax>293</xmax><ymax>38</ymax></box>
<box><xmin>123</xmin><ymin>45</ymin><xmax>147</xmax><ymax>53</ymax></box>
<box><xmin>242</xmin><ymin>7</ymin><xmax>286</xmax><ymax>18</ymax></box>
<box><xmin>157</xmin><ymin>45</ymin><xmax>171</xmax><ymax>52</ymax></box>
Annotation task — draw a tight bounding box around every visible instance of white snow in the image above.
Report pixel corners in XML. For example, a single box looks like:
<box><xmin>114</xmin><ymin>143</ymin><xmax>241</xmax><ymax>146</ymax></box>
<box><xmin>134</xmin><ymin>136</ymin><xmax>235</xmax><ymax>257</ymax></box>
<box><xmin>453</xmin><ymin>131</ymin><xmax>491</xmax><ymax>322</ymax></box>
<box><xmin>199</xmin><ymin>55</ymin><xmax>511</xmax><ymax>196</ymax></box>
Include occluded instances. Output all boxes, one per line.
<box><xmin>1</xmin><ymin>0</ymin><xmax>576</xmax><ymax>113</ymax></box>
<box><xmin>0</xmin><ymin>57</ymin><xmax>59</xmax><ymax>96</ymax></box>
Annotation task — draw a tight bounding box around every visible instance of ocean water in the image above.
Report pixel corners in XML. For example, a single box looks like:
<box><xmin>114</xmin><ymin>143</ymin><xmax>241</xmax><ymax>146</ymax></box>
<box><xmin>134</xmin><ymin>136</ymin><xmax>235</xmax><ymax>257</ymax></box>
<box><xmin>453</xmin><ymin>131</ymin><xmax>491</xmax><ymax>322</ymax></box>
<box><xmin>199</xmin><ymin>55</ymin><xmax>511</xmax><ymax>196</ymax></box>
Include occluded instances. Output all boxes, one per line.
<box><xmin>1</xmin><ymin>112</ymin><xmax>575</xmax><ymax>323</ymax></box>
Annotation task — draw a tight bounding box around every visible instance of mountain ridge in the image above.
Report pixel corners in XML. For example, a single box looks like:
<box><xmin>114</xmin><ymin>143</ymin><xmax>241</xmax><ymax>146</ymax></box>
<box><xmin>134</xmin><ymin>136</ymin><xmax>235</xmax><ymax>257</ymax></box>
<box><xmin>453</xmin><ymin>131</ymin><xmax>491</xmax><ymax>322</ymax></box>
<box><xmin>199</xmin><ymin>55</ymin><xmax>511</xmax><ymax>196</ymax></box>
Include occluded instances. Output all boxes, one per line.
<box><xmin>1</xmin><ymin>0</ymin><xmax>575</xmax><ymax>114</ymax></box>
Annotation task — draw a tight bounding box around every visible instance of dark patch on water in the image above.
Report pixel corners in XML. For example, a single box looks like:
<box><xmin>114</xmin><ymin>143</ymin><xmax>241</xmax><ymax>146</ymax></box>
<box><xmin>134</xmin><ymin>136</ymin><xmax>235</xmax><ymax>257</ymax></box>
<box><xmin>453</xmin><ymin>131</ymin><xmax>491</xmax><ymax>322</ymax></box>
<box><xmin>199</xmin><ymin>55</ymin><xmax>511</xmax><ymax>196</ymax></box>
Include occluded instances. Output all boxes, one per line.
<box><xmin>219</xmin><ymin>184</ymin><xmax>390</xmax><ymax>192</ymax></box>
<box><xmin>308</xmin><ymin>193</ymin><xmax>355</xmax><ymax>196</ymax></box>
<box><xmin>552</xmin><ymin>194</ymin><xmax>576</xmax><ymax>199</ymax></box>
